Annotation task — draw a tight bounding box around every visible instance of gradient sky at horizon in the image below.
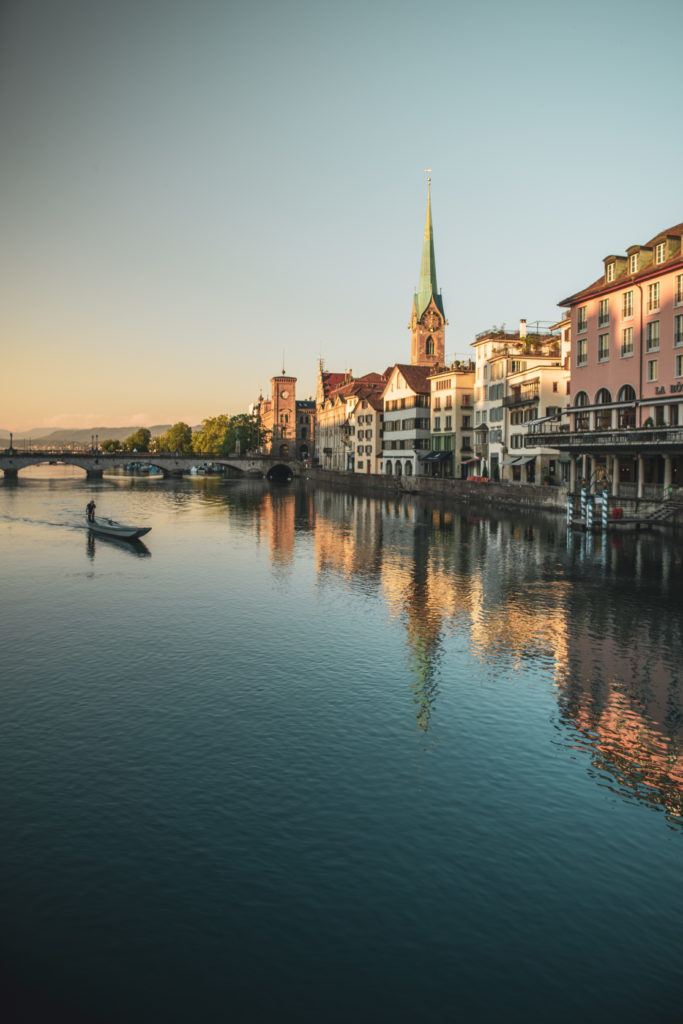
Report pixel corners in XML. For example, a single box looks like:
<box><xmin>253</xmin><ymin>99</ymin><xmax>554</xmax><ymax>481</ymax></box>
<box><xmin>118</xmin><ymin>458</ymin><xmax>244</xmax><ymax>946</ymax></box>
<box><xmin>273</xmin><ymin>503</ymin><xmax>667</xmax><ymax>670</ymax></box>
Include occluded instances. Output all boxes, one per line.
<box><xmin>2</xmin><ymin>0</ymin><xmax>682</xmax><ymax>432</ymax></box>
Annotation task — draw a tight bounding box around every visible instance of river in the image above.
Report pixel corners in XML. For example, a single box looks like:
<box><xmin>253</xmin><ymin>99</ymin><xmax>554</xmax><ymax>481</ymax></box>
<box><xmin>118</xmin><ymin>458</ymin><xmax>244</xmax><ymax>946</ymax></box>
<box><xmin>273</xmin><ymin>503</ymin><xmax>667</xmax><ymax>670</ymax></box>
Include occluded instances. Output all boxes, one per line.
<box><xmin>2</xmin><ymin>467</ymin><xmax>683</xmax><ymax>1022</ymax></box>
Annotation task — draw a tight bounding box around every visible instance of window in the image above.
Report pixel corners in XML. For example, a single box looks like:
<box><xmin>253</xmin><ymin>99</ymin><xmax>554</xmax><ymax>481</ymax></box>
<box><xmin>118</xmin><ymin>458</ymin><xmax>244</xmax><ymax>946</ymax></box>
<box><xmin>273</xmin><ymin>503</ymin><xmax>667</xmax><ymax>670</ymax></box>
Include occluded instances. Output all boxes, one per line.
<box><xmin>445</xmin><ymin>415</ymin><xmax>452</xmax><ymax>431</ymax></box>
<box><xmin>647</xmin><ymin>359</ymin><xmax>658</xmax><ymax>382</ymax></box>
<box><xmin>434</xmin><ymin>417</ymin><xmax>441</xmax><ymax>431</ymax></box>
<box><xmin>552</xmin><ymin>382</ymin><xmax>558</xmax><ymax>392</ymax></box>
<box><xmin>677</xmin><ymin>354</ymin><xmax>683</xmax><ymax>378</ymax></box>
<box><xmin>622</xmin><ymin>290</ymin><xmax>633</xmax><ymax>318</ymax></box>
<box><xmin>462</xmin><ymin>416</ymin><xmax>471</xmax><ymax>429</ymax></box>
<box><xmin>433</xmin><ymin>396</ymin><xmax>441</xmax><ymax>409</ymax></box>
<box><xmin>598</xmin><ymin>299</ymin><xmax>610</xmax><ymax>326</ymax></box>
<box><xmin>622</xmin><ymin>326</ymin><xmax>633</xmax><ymax>357</ymax></box>
<box><xmin>577</xmin><ymin>306</ymin><xmax>587</xmax><ymax>332</ymax></box>
<box><xmin>606</xmin><ymin>263</ymin><xmax>615</xmax><ymax>282</ymax></box>
<box><xmin>675</xmin><ymin>315</ymin><xmax>683</xmax><ymax>347</ymax></box>
<box><xmin>595</xmin><ymin>389</ymin><xmax>612</xmax><ymax>430</ymax></box>
<box><xmin>655</xmin><ymin>242</ymin><xmax>666</xmax><ymax>264</ymax></box>
<box><xmin>647</xmin><ymin>282</ymin><xmax>660</xmax><ymax>312</ymax></box>
<box><xmin>646</xmin><ymin>320</ymin><xmax>660</xmax><ymax>351</ymax></box>
<box><xmin>577</xmin><ymin>338</ymin><xmax>587</xmax><ymax>366</ymax></box>
<box><xmin>630</xmin><ymin>253</ymin><xmax>638</xmax><ymax>274</ymax></box>
<box><xmin>598</xmin><ymin>333</ymin><xmax>610</xmax><ymax>361</ymax></box>
<box><xmin>676</xmin><ymin>275</ymin><xmax>683</xmax><ymax>306</ymax></box>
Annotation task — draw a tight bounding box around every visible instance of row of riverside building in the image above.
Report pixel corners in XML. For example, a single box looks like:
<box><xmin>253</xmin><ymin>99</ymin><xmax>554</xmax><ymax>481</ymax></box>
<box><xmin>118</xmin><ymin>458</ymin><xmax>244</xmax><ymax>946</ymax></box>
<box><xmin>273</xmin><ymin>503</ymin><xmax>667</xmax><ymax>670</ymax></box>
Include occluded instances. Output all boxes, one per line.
<box><xmin>254</xmin><ymin>183</ymin><xmax>683</xmax><ymax>500</ymax></box>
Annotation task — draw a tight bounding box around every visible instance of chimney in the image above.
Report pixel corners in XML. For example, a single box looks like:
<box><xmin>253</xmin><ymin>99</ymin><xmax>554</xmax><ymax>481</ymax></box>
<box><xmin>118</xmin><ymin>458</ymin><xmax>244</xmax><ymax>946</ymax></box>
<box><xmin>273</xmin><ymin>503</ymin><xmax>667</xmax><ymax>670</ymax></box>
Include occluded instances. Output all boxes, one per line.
<box><xmin>519</xmin><ymin>318</ymin><xmax>527</xmax><ymax>339</ymax></box>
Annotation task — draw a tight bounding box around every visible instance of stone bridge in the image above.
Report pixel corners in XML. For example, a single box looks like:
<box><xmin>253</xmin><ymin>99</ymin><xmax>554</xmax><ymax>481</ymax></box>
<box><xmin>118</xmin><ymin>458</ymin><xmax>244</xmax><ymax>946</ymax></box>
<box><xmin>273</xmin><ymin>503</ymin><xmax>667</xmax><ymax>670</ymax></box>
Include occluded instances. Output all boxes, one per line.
<box><xmin>0</xmin><ymin>450</ymin><xmax>302</xmax><ymax>482</ymax></box>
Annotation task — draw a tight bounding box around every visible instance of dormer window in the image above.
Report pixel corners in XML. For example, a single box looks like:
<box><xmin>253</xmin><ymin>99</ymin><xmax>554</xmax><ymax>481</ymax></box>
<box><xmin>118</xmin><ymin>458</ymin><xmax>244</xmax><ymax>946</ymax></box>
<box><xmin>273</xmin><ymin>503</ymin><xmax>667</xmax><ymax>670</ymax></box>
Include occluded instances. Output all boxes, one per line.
<box><xmin>630</xmin><ymin>253</ymin><xmax>638</xmax><ymax>274</ymax></box>
<box><xmin>606</xmin><ymin>263</ymin><xmax>615</xmax><ymax>282</ymax></box>
<box><xmin>655</xmin><ymin>242</ymin><xmax>666</xmax><ymax>264</ymax></box>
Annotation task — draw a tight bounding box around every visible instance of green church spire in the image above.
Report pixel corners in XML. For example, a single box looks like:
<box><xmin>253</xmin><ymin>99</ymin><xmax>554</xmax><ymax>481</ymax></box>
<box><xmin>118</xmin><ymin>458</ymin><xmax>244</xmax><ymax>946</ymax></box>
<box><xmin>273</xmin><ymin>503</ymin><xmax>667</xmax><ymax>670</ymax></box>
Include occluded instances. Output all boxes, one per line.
<box><xmin>414</xmin><ymin>176</ymin><xmax>444</xmax><ymax>322</ymax></box>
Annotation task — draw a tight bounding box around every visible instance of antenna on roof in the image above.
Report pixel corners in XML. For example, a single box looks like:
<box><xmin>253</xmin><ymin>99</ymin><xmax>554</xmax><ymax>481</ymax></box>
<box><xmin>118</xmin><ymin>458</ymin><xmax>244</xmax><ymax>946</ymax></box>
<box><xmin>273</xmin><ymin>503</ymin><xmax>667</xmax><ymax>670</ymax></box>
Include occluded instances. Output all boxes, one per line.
<box><xmin>282</xmin><ymin>350</ymin><xmax>286</xmax><ymax>375</ymax></box>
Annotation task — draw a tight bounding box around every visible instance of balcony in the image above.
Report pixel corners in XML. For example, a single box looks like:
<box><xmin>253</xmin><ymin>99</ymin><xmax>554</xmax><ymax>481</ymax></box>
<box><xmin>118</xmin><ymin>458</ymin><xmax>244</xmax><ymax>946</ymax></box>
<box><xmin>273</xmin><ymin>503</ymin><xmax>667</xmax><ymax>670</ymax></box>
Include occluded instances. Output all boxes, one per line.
<box><xmin>503</xmin><ymin>387</ymin><xmax>540</xmax><ymax>408</ymax></box>
<box><xmin>523</xmin><ymin>425</ymin><xmax>683</xmax><ymax>453</ymax></box>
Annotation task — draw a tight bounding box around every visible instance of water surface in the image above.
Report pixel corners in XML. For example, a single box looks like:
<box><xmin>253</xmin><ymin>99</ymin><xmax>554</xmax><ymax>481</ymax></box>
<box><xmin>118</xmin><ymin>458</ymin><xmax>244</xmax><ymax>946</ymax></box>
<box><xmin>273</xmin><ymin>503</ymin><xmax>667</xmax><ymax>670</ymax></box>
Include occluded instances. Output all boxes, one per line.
<box><xmin>2</xmin><ymin>470</ymin><xmax>683</xmax><ymax>1022</ymax></box>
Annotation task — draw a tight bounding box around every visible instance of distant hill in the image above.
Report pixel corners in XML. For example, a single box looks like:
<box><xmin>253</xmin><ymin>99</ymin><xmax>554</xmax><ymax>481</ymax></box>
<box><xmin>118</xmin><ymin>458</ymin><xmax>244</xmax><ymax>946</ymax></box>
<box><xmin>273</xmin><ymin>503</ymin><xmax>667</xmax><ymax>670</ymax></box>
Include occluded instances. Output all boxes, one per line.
<box><xmin>0</xmin><ymin>425</ymin><xmax>200</xmax><ymax>448</ymax></box>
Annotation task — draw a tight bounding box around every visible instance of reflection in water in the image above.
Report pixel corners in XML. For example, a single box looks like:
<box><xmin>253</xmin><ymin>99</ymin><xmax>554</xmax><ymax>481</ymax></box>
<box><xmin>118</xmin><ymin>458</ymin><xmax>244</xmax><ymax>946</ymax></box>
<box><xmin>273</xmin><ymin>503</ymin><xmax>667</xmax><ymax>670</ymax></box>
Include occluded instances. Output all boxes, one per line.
<box><xmin>86</xmin><ymin>531</ymin><xmax>152</xmax><ymax>559</ymax></box>
<box><xmin>257</xmin><ymin>485</ymin><xmax>683</xmax><ymax>821</ymax></box>
<box><xmin>555</xmin><ymin>594</ymin><xmax>683</xmax><ymax>828</ymax></box>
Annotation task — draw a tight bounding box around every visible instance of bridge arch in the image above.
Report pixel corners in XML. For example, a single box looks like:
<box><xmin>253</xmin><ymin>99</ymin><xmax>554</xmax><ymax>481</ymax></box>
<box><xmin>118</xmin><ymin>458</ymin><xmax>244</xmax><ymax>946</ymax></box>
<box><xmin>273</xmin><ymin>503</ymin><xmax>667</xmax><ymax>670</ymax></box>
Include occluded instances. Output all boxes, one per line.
<box><xmin>266</xmin><ymin>463</ymin><xmax>293</xmax><ymax>483</ymax></box>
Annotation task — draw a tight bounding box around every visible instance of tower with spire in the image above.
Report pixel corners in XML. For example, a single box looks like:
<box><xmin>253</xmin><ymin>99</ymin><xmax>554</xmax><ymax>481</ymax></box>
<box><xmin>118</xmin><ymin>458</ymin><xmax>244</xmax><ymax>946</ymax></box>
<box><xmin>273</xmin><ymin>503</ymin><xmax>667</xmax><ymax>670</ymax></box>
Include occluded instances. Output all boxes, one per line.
<box><xmin>410</xmin><ymin>176</ymin><xmax>446</xmax><ymax>367</ymax></box>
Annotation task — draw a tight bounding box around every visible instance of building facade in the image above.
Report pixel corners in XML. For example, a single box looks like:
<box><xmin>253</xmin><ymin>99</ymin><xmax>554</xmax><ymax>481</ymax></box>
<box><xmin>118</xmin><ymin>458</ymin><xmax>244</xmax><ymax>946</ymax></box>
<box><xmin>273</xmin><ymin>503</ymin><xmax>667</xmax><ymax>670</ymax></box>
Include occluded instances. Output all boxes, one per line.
<box><xmin>381</xmin><ymin>363</ymin><xmax>431</xmax><ymax>478</ymax></box>
<box><xmin>425</xmin><ymin>362</ymin><xmax>476</xmax><ymax>477</ymax></box>
<box><xmin>347</xmin><ymin>392</ymin><xmax>384</xmax><ymax>474</ymax></box>
<box><xmin>530</xmin><ymin>223</ymin><xmax>683</xmax><ymax>496</ymax></box>
<box><xmin>472</xmin><ymin>320</ymin><xmax>569</xmax><ymax>483</ymax></box>
<box><xmin>316</xmin><ymin>367</ymin><xmax>386</xmax><ymax>472</ymax></box>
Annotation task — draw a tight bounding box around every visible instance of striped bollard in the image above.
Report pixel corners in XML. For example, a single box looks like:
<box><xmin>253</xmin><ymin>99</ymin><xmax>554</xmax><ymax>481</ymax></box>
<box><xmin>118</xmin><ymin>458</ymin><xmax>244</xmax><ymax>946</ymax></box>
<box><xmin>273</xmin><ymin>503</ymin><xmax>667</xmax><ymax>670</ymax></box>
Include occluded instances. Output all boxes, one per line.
<box><xmin>567</xmin><ymin>494</ymin><xmax>574</xmax><ymax>525</ymax></box>
<box><xmin>601</xmin><ymin>494</ymin><xmax>608</xmax><ymax>532</ymax></box>
<box><xmin>580</xmin><ymin>486</ymin><xmax>587</xmax><ymax>517</ymax></box>
<box><xmin>586</xmin><ymin>497</ymin><xmax>594</xmax><ymax>532</ymax></box>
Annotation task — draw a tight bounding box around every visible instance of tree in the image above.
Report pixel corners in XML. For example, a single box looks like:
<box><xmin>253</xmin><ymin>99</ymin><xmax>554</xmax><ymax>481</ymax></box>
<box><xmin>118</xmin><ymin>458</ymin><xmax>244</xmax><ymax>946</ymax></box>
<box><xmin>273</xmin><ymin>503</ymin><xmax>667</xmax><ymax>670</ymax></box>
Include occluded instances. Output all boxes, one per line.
<box><xmin>99</xmin><ymin>439</ymin><xmax>119</xmax><ymax>452</ymax></box>
<box><xmin>156</xmin><ymin>422</ymin><xmax>193</xmax><ymax>453</ymax></box>
<box><xmin>192</xmin><ymin>415</ymin><xmax>232</xmax><ymax>454</ymax></box>
<box><xmin>123</xmin><ymin>428</ymin><xmax>151</xmax><ymax>452</ymax></box>
<box><xmin>218</xmin><ymin>414</ymin><xmax>268</xmax><ymax>454</ymax></box>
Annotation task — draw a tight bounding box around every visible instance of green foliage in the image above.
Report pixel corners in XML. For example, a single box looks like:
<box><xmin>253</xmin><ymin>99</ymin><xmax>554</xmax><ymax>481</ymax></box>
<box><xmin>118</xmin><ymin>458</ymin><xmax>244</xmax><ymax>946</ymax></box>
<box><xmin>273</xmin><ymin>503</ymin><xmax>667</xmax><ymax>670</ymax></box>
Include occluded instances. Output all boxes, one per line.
<box><xmin>192</xmin><ymin>413</ymin><xmax>269</xmax><ymax>454</ymax></box>
<box><xmin>481</xmin><ymin>460</ymin><xmax>489</xmax><ymax>478</ymax></box>
<box><xmin>192</xmin><ymin>415</ymin><xmax>231</xmax><ymax>454</ymax></box>
<box><xmin>155</xmin><ymin>422</ymin><xmax>193</xmax><ymax>453</ymax></box>
<box><xmin>123</xmin><ymin>427</ymin><xmax>151</xmax><ymax>452</ymax></box>
<box><xmin>99</xmin><ymin>439</ymin><xmax>119</xmax><ymax>452</ymax></box>
<box><xmin>218</xmin><ymin>414</ymin><xmax>269</xmax><ymax>455</ymax></box>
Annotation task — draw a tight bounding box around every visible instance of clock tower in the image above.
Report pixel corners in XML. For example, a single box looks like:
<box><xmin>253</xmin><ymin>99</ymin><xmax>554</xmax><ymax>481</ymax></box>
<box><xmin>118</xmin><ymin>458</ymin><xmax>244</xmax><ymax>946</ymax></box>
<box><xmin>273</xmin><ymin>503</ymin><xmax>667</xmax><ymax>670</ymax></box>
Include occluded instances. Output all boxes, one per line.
<box><xmin>410</xmin><ymin>177</ymin><xmax>446</xmax><ymax>367</ymax></box>
<box><xmin>271</xmin><ymin>374</ymin><xmax>297</xmax><ymax>455</ymax></box>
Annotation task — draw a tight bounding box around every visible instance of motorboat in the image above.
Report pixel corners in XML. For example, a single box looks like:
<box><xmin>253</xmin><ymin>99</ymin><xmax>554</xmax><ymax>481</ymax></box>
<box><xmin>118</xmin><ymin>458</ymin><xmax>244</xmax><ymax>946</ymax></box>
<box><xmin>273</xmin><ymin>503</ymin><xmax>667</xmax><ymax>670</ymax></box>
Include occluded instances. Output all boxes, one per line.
<box><xmin>87</xmin><ymin>515</ymin><xmax>151</xmax><ymax>540</ymax></box>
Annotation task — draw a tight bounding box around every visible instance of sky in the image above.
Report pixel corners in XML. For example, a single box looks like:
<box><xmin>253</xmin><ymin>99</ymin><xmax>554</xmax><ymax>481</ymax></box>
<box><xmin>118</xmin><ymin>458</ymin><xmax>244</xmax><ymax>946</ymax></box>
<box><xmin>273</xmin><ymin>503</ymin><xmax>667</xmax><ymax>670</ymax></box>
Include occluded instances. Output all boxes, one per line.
<box><xmin>2</xmin><ymin>0</ymin><xmax>683</xmax><ymax>433</ymax></box>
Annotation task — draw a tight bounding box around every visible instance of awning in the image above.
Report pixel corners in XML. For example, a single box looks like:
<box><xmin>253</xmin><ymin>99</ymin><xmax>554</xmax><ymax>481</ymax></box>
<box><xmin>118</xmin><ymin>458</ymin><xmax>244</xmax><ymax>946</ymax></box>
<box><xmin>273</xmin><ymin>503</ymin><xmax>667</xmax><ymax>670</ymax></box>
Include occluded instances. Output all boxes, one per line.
<box><xmin>515</xmin><ymin>455</ymin><xmax>536</xmax><ymax>465</ymax></box>
<box><xmin>501</xmin><ymin>457</ymin><xmax>519</xmax><ymax>466</ymax></box>
<box><xmin>526</xmin><ymin>414</ymin><xmax>561</xmax><ymax>428</ymax></box>
<box><xmin>558</xmin><ymin>455</ymin><xmax>571</xmax><ymax>463</ymax></box>
<box><xmin>460</xmin><ymin>457</ymin><xmax>479</xmax><ymax>464</ymax></box>
<box><xmin>419</xmin><ymin>450</ymin><xmax>452</xmax><ymax>463</ymax></box>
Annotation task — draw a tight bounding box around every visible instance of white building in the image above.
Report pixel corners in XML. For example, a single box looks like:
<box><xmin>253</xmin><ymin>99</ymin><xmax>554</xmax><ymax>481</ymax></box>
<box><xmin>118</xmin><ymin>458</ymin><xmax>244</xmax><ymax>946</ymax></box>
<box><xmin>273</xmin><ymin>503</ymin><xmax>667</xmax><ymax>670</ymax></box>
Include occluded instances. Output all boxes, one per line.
<box><xmin>381</xmin><ymin>364</ymin><xmax>432</xmax><ymax>478</ymax></box>
<box><xmin>471</xmin><ymin>319</ymin><xmax>569</xmax><ymax>483</ymax></box>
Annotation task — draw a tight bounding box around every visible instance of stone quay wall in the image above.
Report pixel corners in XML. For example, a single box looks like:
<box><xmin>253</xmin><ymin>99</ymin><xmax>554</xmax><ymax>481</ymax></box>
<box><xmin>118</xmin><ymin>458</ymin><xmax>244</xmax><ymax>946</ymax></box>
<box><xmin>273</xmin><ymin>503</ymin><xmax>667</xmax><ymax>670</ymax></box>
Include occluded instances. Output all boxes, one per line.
<box><xmin>304</xmin><ymin>468</ymin><xmax>567</xmax><ymax>512</ymax></box>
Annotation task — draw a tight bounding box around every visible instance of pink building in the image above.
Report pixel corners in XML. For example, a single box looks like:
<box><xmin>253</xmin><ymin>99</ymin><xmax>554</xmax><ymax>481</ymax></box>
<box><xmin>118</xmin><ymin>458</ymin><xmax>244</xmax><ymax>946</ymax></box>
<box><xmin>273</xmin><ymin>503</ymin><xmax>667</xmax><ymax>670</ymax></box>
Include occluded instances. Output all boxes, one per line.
<box><xmin>533</xmin><ymin>223</ymin><xmax>683</xmax><ymax>497</ymax></box>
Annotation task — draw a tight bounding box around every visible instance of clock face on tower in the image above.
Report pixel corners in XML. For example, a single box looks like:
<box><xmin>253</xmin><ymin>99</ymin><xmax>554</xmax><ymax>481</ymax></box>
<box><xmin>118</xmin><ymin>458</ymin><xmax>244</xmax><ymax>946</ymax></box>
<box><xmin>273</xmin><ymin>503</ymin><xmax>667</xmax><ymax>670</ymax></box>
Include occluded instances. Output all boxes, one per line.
<box><xmin>280</xmin><ymin>390</ymin><xmax>289</xmax><ymax>399</ymax></box>
<box><xmin>423</xmin><ymin>311</ymin><xmax>441</xmax><ymax>331</ymax></box>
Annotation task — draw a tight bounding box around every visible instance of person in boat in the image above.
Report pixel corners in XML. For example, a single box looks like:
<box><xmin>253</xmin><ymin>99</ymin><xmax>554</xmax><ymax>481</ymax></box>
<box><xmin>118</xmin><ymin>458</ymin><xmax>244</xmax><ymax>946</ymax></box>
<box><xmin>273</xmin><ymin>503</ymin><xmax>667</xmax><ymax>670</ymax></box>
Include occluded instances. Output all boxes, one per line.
<box><xmin>86</xmin><ymin>500</ymin><xmax>96</xmax><ymax>522</ymax></box>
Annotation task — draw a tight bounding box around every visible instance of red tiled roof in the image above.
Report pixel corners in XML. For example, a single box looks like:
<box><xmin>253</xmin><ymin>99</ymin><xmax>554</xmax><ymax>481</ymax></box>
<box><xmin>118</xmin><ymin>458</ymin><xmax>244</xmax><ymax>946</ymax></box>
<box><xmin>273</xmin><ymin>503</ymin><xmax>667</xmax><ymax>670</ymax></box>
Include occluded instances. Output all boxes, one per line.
<box><xmin>320</xmin><ymin>372</ymin><xmax>346</xmax><ymax>399</ymax></box>
<box><xmin>391</xmin><ymin>363</ymin><xmax>433</xmax><ymax>394</ymax></box>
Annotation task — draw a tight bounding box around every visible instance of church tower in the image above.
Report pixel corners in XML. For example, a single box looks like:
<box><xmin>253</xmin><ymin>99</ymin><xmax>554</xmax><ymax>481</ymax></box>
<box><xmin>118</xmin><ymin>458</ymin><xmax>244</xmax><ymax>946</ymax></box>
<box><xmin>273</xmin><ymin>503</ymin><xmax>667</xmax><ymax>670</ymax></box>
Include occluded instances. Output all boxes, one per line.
<box><xmin>410</xmin><ymin>177</ymin><xmax>446</xmax><ymax>367</ymax></box>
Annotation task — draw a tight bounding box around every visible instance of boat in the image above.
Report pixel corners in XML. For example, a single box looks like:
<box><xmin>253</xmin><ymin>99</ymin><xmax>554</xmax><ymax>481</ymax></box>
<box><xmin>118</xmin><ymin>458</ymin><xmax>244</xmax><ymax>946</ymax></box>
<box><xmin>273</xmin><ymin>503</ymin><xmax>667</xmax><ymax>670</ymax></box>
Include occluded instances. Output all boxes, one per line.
<box><xmin>87</xmin><ymin>515</ymin><xmax>151</xmax><ymax>540</ymax></box>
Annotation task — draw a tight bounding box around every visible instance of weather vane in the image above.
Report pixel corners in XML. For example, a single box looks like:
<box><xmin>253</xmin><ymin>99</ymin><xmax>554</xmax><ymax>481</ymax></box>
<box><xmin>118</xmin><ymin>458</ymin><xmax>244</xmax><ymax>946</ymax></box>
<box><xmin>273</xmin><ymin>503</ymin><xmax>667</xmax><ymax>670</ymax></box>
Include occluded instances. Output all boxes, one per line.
<box><xmin>425</xmin><ymin>167</ymin><xmax>432</xmax><ymax>186</ymax></box>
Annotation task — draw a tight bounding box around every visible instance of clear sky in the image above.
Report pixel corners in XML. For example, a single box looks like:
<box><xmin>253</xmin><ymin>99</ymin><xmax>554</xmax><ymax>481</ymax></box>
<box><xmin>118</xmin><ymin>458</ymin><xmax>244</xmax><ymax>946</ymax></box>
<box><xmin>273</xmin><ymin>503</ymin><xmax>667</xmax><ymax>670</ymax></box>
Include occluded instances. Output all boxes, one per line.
<box><xmin>2</xmin><ymin>0</ymin><xmax>682</xmax><ymax>432</ymax></box>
